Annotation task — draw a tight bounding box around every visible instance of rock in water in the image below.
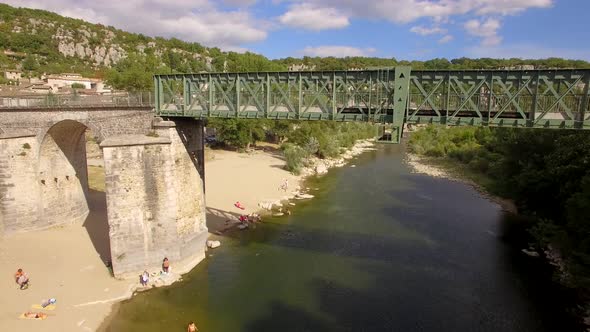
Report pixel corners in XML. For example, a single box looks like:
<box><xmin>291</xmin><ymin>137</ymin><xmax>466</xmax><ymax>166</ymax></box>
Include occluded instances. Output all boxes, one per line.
<box><xmin>521</xmin><ymin>248</ymin><xmax>540</xmax><ymax>257</ymax></box>
<box><xmin>207</xmin><ymin>240</ymin><xmax>221</xmax><ymax>249</ymax></box>
<box><xmin>315</xmin><ymin>164</ymin><xmax>328</xmax><ymax>174</ymax></box>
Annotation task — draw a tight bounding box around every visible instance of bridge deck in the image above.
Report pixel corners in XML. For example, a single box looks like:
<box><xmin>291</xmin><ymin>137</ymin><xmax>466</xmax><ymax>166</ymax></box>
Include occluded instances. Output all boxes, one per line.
<box><xmin>154</xmin><ymin>68</ymin><xmax>590</xmax><ymax>130</ymax></box>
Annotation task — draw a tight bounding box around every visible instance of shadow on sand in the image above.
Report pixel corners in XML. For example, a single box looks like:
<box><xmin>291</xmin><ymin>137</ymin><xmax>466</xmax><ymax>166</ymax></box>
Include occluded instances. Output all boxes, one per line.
<box><xmin>206</xmin><ymin>207</ymin><xmax>243</xmax><ymax>234</ymax></box>
<box><xmin>83</xmin><ymin>189</ymin><xmax>111</xmax><ymax>267</ymax></box>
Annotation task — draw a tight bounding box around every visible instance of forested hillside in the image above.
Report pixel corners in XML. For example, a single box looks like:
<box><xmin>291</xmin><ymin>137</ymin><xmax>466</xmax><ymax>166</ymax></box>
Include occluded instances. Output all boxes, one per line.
<box><xmin>1</xmin><ymin>3</ymin><xmax>589</xmax><ymax>91</ymax></box>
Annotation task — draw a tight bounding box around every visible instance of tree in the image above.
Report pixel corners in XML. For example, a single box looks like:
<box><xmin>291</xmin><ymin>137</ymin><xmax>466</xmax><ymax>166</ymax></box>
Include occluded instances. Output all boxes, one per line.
<box><xmin>22</xmin><ymin>55</ymin><xmax>38</xmax><ymax>71</ymax></box>
<box><xmin>208</xmin><ymin>118</ymin><xmax>266</xmax><ymax>149</ymax></box>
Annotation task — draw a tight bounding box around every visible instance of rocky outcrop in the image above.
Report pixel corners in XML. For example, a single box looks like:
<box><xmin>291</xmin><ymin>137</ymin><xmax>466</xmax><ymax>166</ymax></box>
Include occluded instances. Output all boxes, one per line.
<box><xmin>54</xmin><ymin>26</ymin><xmax>128</xmax><ymax>67</ymax></box>
<box><xmin>3</xmin><ymin>11</ymin><xmax>211</xmax><ymax>71</ymax></box>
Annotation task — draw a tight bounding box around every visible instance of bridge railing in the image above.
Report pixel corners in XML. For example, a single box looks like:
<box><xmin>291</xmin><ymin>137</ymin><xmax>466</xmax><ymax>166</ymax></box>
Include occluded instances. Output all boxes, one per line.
<box><xmin>0</xmin><ymin>92</ymin><xmax>155</xmax><ymax>109</ymax></box>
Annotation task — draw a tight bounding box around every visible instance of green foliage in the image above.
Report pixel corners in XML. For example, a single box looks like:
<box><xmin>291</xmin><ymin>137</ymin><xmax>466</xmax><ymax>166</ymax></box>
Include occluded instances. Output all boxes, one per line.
<box><xmin>22</xmin><ymin>55</ymin><xmax>38</xmax><ymax>71</ymax></box>
<box><xmin>207</xmin><ymin>118</ymin><xmax>267</xmax><ymax>149</ymax></box>
<box><xmin>285</xmin><ymin>121</ymin><xmax>374</xmax><ymax>159</ymax></box>
<box><xmin>282</xmin><ymin>143</ymin><xmax>308</xmax><ymax>174</ymax></box>
<box><xmin>105</xmin><ymin>54</ymin><xmax>165</xmax><ymax>91</ymax></box>
<box><xmin>71</xmin><ymin>83</ymin><xmax>85</xmax><ymax>89</ymax></box>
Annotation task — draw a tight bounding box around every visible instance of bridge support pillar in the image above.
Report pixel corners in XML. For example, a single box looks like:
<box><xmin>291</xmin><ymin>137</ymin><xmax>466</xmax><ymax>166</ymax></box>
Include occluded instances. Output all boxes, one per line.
<box><xmin>0</xmin><ymin>131</ymin><xmax>39</xmax><ymax>237</ymax></box>
<box><xmin>101</xmin><ymin>120</ymin><xmax>207</xmax><ymax>279</ymax></box>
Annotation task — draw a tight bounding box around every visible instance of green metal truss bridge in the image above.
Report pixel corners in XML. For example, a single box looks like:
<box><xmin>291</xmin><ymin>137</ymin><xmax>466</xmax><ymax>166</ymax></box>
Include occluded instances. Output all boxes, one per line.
<box><xmin>155</xmin><ymin>67</ymin><xmax>590</xmax><ymax>143</ymax></box>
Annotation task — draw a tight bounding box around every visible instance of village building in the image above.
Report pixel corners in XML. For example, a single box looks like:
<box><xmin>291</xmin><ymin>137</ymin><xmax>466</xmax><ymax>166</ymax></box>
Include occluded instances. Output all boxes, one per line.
<box><xmin>45</xmin><ymin>73</ymin><xmax>110</xmax><ymax>93</ymax></box>
<box><xmin>3</xmin><ymin>69</ymin><xmax>22</xmax><ymax>81</ymax></box>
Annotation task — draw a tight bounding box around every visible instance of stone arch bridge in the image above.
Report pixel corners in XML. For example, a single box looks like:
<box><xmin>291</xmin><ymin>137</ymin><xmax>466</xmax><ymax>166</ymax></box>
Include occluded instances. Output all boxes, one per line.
<box><xmin>0</xmin><ymin>106</ymin><xmax>208</xmax><ymax>278</ymax></box>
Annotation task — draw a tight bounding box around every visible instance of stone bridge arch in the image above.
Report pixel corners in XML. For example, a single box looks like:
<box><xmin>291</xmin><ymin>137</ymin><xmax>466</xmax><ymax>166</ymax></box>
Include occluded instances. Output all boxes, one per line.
<box><xmin>38</xmin><ymin>120</ymin><xmax>95</xmax><ymax>227</ymax></box>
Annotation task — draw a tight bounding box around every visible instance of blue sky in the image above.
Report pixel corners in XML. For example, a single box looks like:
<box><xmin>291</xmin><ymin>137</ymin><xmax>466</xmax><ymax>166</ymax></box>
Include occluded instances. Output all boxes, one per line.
<box><xmin>3</xmin><ymin>0</ymin><xmax>590</xmax><ymax>60</ymax></box>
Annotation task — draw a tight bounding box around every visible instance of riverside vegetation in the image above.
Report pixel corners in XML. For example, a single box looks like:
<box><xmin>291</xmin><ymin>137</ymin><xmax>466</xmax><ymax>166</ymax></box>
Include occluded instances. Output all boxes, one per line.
<box><xmin>408</xmin><ymin>125</ymin><xmax>590</xmax><ymax>321</ymax></box>
<box><xmin>207</xmin><ymin>118</ymin><xmax>376</xmax><ymax>174</ymax></box>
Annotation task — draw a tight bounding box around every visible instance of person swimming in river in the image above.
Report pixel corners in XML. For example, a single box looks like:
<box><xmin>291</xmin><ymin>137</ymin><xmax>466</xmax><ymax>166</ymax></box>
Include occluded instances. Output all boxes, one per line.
<box><xmin>187</xmin><ymin>321</ymin><xmax>199</xmax><ymax>332</ymax></box>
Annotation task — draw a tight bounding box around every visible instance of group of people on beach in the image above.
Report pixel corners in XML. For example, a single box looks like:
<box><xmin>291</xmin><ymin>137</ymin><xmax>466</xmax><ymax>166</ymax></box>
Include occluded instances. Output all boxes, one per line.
<box><xmin>13</xmin><ymin>268</ymin><xmax>55</xmax><ymax>319</ymax></box>
<box><xmin>139</xmin><ymin>257</ymin><xmax>172</xmax><ymax>287</ymax></box>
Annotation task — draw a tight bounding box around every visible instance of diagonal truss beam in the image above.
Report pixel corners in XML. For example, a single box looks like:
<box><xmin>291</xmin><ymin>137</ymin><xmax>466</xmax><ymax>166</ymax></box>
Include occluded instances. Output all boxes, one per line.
<box><xmin>155</xmin><ymin>68</ymin><xmax>590</xmax><ymax>131</ymax></box>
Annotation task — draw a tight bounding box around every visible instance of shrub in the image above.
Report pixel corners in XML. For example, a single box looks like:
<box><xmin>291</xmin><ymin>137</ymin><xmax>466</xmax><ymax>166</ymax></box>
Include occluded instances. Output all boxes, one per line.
<box><xmin>283</xmin><ymin>144</ymin><xmax>308</xmax><ymax>174</ymax></box>
<box><xmin>304</xmin><ymin>136</ymin><xmax>319</xmax><ymax>155</ymax></box>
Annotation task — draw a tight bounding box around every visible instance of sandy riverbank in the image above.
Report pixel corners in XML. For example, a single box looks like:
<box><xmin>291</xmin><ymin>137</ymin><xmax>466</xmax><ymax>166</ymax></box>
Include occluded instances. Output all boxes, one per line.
<box><xmin>0</xmin><ymin>139</ymin><xmax>373</xmax><ymax>331</ymax></box>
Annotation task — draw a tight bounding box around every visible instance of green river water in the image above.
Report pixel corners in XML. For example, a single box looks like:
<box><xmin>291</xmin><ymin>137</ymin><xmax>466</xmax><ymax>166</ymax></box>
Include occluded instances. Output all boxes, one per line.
<box><xmin>104</xmin><ymin>145</ymin><xmax>578</xmax><ymax>331</ymax></box>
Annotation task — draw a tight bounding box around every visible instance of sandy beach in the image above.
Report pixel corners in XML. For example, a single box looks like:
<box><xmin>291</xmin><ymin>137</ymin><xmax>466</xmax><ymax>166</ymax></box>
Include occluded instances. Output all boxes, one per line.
<box><xmin>204</xmin><ymin>148</ymin><xmax>303</xmax><ymax>233</ymax></box>
<box><xmin>0</xmin><ymin>146</ymin><xmax>304</xmax><ymax>332</ymax></box>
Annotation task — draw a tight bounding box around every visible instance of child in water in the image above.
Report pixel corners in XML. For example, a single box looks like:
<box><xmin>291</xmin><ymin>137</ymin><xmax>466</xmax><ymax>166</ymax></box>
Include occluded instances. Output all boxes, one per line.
<box><xmin>187</xmin><ymin>321</ymin><xmax>198</xmax><ymax>332</ymax></box>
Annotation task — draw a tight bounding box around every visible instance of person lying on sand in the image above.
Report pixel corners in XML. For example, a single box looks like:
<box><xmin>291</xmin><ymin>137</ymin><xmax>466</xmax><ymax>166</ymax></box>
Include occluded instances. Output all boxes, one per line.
<box><xmin>23</xmin><ymin>312</ymin><xmax>47</xmax><ymax>319</ymax></box>
<box><xmin>15</xmin><ymin>268</ymin><xmax>29</xmax><ymax>290</ymax></box>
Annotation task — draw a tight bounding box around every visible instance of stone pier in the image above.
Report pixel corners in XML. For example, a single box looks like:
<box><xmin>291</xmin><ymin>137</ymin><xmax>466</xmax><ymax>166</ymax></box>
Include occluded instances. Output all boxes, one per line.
<box><xmin>101</xmin><ymin>120</ymin><xmax>207</xmax><ymax>278</ymax></box>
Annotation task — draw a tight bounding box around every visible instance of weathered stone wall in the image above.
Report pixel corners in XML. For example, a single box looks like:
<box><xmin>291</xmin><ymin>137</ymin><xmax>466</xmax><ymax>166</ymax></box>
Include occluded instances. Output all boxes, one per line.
<box><xmin>38</xmin><ymin>120</ymin><xmax>90</xmax><ymax>228</ymax></box>
<box><xmin>101</xmin><ymin>122</ymin><xmax>207</xmax><ymax>278</ymax></box>
<box><xmin>0</xmin><ymin>133</ymin><xmax>39</xmax><ymax>235</ymax></box>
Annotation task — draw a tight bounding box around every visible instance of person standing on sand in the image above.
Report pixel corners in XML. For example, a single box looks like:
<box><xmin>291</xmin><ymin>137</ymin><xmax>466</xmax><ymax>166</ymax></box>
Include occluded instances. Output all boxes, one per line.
<box><xmin>14</xmin><ymin>268</ymin><xmax>29</xmax><ymax>290</ymax></box>
<box><xmin>141</xmin><ymin>270</ymin><xmax>149</xmax><ymax>286</ymax></box>
<box><xmin>162</xmin><ymin>258</ymin><xmax>170</xmax><ymax>274</ymax></box>
<box><xmin>280</xmin><ymin>178</ymin><xmax>289</xmax><ymax>192</ymax></box>
<box><xmin>187</xmin><ymin>321</ymin><xmax>199</xmax><ymax>332</ymax></box>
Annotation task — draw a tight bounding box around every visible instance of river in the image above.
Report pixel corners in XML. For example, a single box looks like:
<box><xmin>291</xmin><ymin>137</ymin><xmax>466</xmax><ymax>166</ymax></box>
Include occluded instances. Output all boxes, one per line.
<box><xmin>104</xmin><ymin>144</ymin><xmax>578</xmax><ymax>331</ymax></box>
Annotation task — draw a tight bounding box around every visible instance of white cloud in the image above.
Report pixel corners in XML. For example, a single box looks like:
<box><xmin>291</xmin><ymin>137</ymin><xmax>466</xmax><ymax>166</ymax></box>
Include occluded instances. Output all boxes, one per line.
<box><xmin>222</xmin><ymin>0</ymin><xmax>258</xmax><ymax>6</ymax></box>
<box><xmin>301</xmin><ymin>46</ymin><xmax>376</xmax><ymax>57</ymax></box>
<box><xmin>279</xmin><ymin>3</ymin><xmax>349</xmax><ymax>30</ymax></box>
<box><xmin>281</xmin><ymin>0</ymin><xmax>553</xmax><ymax>46</ymax></box>
<box><xmin>284</xmin><ymin>0</ymin><xmax>553</xmax><ymax>24</ymax></box>
<box><xmin>1</xmin><ymin>0</ymin><xmax>267</xmax><ymax>50</ymax></box>
<box><xmin>410</xmin><ymin>25</ymin><xmax>446</xmax><ymax>35</ymax></box>
<box><xmin>438</xmin><ymin>35</ymin><xmax>453</xmax><ymax>44</ymax></box>
<box><xmin>464</xmin><ymin>18</ymin><xmax>502</xmax><ymax>46</ymax></box>
<box><xmin>465</xmin><ymin>43</ymin><xmax>590</xmax><ymax>60</ymax></box>
<box><xmin>475</xmin><ymin>0</ymin><xmax>553</xmax><ymax>15</ymax></box>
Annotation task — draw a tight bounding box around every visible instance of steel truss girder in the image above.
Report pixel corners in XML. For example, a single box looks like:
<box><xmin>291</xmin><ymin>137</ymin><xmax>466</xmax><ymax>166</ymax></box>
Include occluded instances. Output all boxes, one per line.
<box><xmin>155</xmin><ymin>68</ymin><xmax>590</xmax><ymax>130</ymax></box>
